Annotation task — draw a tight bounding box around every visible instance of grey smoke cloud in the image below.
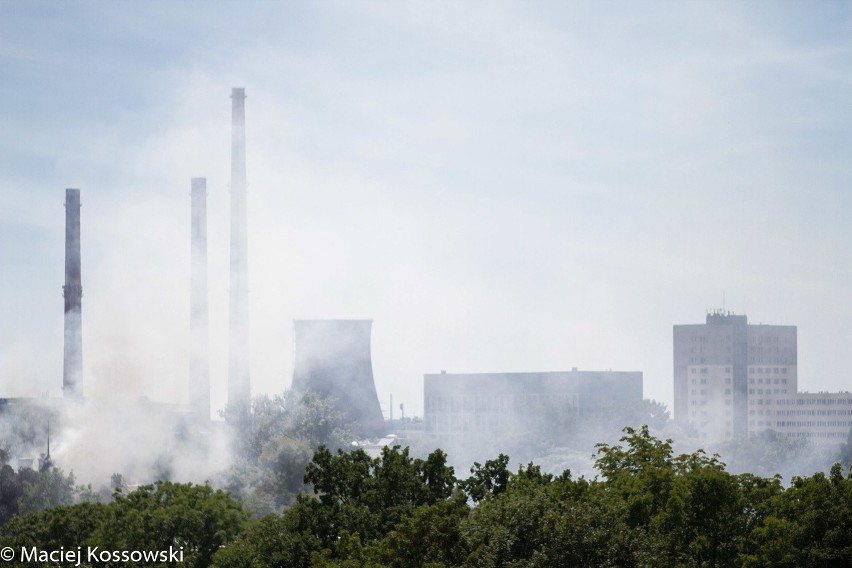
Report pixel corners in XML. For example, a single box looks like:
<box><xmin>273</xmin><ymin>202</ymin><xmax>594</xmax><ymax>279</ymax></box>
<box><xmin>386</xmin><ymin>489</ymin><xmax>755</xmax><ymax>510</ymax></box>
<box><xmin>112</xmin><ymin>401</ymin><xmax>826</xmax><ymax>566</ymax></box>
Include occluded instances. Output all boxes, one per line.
<box><xmin>0</xmin><ymin>2</ymin><xmax>851</xmax><ymax>473</ymax></box>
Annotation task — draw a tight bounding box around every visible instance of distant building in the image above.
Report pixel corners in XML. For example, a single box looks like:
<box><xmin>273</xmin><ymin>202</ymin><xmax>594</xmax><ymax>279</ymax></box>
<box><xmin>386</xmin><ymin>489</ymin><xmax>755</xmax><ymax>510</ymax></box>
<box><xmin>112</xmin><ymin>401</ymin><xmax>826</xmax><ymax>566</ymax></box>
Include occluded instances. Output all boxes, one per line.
<box><xmin>673</xmin><ymin>311</ymin><xmax>852</xmax><ymax>444</ymax></box>
<box><xmin>423</xmin><ymin>369</ymin><xmax>643</xmax><ymax>444</ymax></box>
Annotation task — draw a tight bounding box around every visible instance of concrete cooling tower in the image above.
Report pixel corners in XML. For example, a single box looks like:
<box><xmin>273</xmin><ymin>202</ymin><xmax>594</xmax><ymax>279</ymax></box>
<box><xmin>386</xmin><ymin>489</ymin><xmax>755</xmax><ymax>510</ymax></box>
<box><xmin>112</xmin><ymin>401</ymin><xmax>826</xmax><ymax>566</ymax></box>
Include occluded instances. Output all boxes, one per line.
<box><xmin>292</xmin><ymin>320</ymin><xmax>385</xmax><ymax>438</ymax></box>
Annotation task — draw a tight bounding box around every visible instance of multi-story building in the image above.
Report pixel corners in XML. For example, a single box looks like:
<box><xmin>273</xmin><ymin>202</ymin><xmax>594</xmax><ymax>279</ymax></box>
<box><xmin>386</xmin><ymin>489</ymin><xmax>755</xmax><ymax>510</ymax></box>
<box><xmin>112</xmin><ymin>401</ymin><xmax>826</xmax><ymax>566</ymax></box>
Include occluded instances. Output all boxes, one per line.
<box><xmin>423</xmin><ymin>369</ymin><xmax>643</xmax><ymax>443</ymax></box>
<box><xmin>773</xmin><ymin>393</ymin><xmax>852</xmax><ymax>442</ymax></box>
<box><xmin>674</xmin><ymin>311</ymin><xmax>851</xmax><ymax>444</ymax></box>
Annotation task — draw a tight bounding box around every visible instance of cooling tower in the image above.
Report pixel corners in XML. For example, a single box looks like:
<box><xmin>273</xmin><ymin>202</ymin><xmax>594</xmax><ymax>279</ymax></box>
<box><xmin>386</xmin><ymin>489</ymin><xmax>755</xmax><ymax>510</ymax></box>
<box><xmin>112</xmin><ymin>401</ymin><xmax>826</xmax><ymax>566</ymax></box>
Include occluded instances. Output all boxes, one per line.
<box><xmin>63</xmin><ymin>188</ymin><xmax>83</xmax><ymax>398</ymax></box>
<box><xmin>228</xmin><ymin>87</ymin><xmax>250</xmax><ymax>416</ymax></box>
<box><xmin>292</xmin><ymin>320</ymin><xmax>385</xmax><ymax>438</ymax></box>
<box><xmin>190</xmin><ymin>178</ymin><xmax>210</xmax><ymax>420</ymax></box>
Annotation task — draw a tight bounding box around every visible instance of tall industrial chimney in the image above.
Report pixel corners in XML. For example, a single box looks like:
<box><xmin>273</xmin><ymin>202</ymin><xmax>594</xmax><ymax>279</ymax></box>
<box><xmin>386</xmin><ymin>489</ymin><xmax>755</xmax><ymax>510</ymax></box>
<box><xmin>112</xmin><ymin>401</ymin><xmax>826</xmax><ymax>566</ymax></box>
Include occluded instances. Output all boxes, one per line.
<box><xmin>190</xmin><ymin>178</ymin><xmax>210</xmax><ymax>420</ymax></box>
<box><xmin>63</xmin><ymin>188</ymin><xmax>83</xmax><ymax>398</ymax></box>
<box><xmin>228</xmin><ymin>87</ymin><xmax>250</xmax><ymax>416</ymax></box>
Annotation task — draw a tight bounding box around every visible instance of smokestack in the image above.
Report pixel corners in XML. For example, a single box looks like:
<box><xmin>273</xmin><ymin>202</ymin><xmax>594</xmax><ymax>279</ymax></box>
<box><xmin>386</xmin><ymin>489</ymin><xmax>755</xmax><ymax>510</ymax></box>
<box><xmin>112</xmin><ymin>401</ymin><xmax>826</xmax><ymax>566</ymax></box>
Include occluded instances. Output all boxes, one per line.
<box><xmin>228</xmin><ymin>87</ymin><xmax>250</xmax><ymax>416</ymax></box>
<box><xmin>190</xmin><ymin>178</ymin><xmax>210</xmax><ymax>420</ymax></box>
<box><xmin>63</xmin><ymin>188</ymin><xmax>83</xmax><ymax>398</ymax></box>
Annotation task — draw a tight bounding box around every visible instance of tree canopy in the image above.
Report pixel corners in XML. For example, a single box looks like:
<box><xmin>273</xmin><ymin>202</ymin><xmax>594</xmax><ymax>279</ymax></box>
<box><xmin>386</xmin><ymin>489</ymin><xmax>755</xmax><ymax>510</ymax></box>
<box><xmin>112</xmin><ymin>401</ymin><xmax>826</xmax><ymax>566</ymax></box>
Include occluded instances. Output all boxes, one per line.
<box><xmin>2</xmin><ymin>427</ymin><xmax>851</xmax><ymax>567</ymax></box>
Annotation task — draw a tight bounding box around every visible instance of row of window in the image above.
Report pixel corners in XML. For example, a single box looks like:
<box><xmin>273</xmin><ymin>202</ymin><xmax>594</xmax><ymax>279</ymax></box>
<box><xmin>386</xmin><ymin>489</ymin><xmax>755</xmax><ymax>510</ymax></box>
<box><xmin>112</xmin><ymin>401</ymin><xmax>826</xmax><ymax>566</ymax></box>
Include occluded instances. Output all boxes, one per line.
<box><xmin>776</xmin><ymin>409</ymin><xmax>852</xmax><ymax>417</ymax></box>
<box><xmin>775</xmin><ymin>421</ymin><xmax>851</xmax><ymax>428</ymax></box>
<box><xmin>750</xmin><ymin>366</ymin><xmax>788</xmax><ymax>374</ymax></box>
<box><xmin>789</xmin><ymin>431</ymin><xmax>848</xmax><ymax>438</ymax></box>
<box><xmin>749</xmin><ymin>377</ymin><xmax>788</xmax><ymax>384</ymax></box>
<box><xmin>426</xmin><ymin>393</ymin><xmax>579</xmax><ymax>413</ymax></box>
<box><xmin>690</xmin><ymin>389</ymin><xmax>733</xmax><ymax>396</ymax></box>
<box><xmin>777</xmin><ymin>398</ymin><xmax>852</xmax><ymax>406</ymax></box>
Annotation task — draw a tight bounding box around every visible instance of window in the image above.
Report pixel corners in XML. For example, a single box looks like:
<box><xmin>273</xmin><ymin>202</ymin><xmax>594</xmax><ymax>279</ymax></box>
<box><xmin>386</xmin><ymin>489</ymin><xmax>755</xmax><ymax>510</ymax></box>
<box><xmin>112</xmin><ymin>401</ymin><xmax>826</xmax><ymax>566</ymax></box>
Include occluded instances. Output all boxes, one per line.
<box><xmin>725</xmin><ymin>389</ymin><xmax>731</xmax><ymax>395</ymax></box>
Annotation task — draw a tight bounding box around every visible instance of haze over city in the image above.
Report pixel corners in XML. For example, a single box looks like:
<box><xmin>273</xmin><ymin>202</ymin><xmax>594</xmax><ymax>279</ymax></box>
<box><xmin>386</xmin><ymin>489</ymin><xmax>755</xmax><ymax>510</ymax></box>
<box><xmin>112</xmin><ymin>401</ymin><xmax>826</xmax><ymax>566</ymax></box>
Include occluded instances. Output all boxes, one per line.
<box><xmin>2</xmin><ymin>1</ymin><xmax>851</xmax><ymax>421</ymax></box>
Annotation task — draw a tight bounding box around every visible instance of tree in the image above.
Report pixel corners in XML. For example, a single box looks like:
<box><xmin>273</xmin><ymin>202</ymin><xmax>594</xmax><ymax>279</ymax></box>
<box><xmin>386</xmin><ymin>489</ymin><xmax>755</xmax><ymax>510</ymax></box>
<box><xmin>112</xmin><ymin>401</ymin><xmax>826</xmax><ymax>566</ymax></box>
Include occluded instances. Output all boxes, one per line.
<box><xmin>717</xmin><ymin>429</ymin><xmax>816</xmax><ymax>479</ymax></box>
<box><xmin>746</xmin><ymin>465</ymin><xmax>852</xmax><ymax>567</ymax></box>
<box><xmin>839</xmin><ymin>424</ymin><xmax>852</xmax><ymax>467</ymax></box>
<box><xmin>365</xmin><ymin>494</ymin><xmax>470</xmax><ymax>568</ymax></box>
<box><xmin>657</xmin><ymin>452</ymin><xmax>744</xmax><ymax>567</ymax></box>
<box><xmin>93</xmin><ymin>481</ymin><xmax>248</xmax><ymax>568</ymax></box>
<box><xmin>0</xmin><ymin>502</ymin><xmax>109</xmax><ymax>565</ymax></box>
<box><xmin>595</xmin><ymin>426</ymin><xmax>749</xmax><ymax>566</ymax></box>
<box><xmin>459</xmin><ymin>454</ymin><xmax>510</xmax><ymax>503</ymax></box>
<box><xmin>594</xmin><ymin>425</ymin><xmax>677</xmax><ymax>527</ymax></box>
<box><xmin>212</xmin><ymin>513</ymin><xmax>322</xmax><ymax>568</ymax></box>
<box><xmin>0</xmin><ymin>464</ymin><xmax>22</xmax><ymax>526</ymax></box>
<box><xmin>17</xmin><ymin>467</ymin><xmax>77</xmax><ymax>516</ymax></box>
<box><xmin>221</xmin><ymin>389</ymin><xmax>358</xmax><ymax>515</ymax></box>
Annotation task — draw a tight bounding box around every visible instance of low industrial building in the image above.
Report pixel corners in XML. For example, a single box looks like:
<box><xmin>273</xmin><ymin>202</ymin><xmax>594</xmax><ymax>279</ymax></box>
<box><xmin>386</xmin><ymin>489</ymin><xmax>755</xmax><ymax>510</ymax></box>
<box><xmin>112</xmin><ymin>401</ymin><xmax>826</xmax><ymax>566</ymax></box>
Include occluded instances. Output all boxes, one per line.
<box><xmin>423</xmin><ymin>369</ymin><xmax>643</xmax><ymax>445</ymax></box>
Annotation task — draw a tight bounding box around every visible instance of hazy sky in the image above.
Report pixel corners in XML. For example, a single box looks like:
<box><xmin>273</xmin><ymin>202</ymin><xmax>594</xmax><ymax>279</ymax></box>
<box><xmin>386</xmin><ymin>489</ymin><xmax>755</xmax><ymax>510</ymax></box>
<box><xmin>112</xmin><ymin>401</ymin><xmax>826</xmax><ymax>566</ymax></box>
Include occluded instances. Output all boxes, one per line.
<box><xmin>1</xmin><ymin>1</ymin><xmax>851</xmax><ymax>419</ymax></box>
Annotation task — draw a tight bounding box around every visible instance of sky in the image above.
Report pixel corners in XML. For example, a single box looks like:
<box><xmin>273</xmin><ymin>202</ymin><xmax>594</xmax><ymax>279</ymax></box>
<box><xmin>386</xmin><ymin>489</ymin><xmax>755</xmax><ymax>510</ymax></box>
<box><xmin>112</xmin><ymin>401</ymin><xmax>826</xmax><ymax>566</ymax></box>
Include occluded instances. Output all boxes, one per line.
<box><xmin>1</xmin><ymin>0</ymin><xmax>851</xmax><ymax>420</ymax></box>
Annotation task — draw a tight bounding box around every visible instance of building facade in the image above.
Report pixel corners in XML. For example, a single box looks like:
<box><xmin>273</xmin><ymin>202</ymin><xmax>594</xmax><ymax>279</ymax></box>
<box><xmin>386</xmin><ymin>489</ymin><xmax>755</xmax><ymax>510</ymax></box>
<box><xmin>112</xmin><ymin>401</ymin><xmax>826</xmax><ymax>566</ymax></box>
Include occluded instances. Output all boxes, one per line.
<box><xmin>423</xmin><ymin>369</ymin><xmax>643</xmax><ymax>442</ymax></box>
<box><xmin>674</xmin><ymin>311</ymin><xmax>851</xmax><ymax>444</ymax></box>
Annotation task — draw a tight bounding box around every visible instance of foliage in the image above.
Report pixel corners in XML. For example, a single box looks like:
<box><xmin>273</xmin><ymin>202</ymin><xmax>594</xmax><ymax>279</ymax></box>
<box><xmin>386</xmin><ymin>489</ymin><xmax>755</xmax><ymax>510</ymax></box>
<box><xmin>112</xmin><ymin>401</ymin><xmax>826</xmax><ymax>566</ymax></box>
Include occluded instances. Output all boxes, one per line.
<box><xmin>222</xmin><ymin>389</ymin><xmax>354</xmax><ymax>515</ymax></box>
<box><xmin>459</xmin><ymin>454</ymin><xmax>510</xmax><ymax>503</ymax></box>
<box><xmin>839</xmin><ymin>424</ymin><xmax>852</xmax><ymax>467</ymax></box>
<box><xmin>716</xmin><ymin>428</ymin><xmax>823</xmax><ymax>480</ymax></box>
<box><xmin>93</xmin><ymin>481</ymin><xmax>248</xmax><ymax>567</ymax></box>
<box><xmin>0</xmin><ymin>464</ymin><xmax>81</xmax><ymax>526</ymax></box>
<box><xmin>3</xmin><ymin>429</ymin><xmax>852</xmax><ymax>567</ymax></box>
<box><xmin>1</xmin><ymin>481</ymin><xmax>247</xmax><ymax>568</ymax></box>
